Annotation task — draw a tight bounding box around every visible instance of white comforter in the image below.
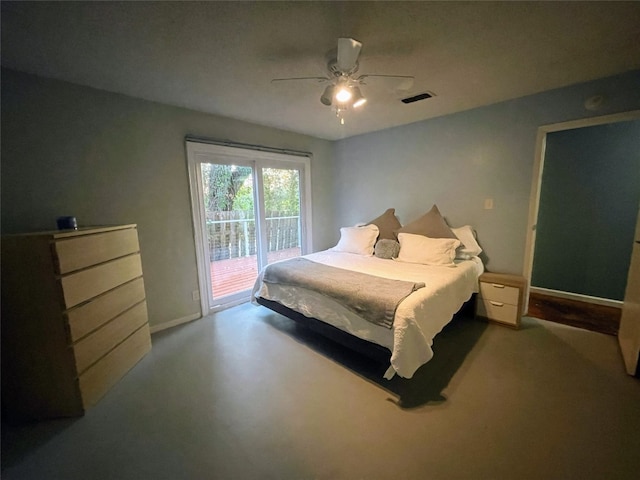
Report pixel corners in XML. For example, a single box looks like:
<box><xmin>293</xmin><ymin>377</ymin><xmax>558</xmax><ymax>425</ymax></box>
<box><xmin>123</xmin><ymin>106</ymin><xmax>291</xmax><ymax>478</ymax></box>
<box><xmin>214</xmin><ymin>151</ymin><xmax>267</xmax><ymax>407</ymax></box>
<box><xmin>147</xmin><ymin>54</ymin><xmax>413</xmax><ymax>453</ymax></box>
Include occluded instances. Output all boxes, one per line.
<box><xmin>252</xmin><ymin>250</ymin><xmax>484</xmax><ymax>379</ymax></box>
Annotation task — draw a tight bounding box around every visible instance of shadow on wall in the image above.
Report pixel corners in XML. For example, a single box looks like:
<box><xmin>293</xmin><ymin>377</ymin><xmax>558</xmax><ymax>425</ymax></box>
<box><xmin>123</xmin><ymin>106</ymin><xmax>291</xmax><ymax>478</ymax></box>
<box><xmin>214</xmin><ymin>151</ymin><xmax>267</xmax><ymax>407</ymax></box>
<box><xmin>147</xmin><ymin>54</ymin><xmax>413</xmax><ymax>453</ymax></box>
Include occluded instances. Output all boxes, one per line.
<box><xmin>259</xmin><ymin>302</ymin><xmax>488</xmax><ymax>409</ymax></box>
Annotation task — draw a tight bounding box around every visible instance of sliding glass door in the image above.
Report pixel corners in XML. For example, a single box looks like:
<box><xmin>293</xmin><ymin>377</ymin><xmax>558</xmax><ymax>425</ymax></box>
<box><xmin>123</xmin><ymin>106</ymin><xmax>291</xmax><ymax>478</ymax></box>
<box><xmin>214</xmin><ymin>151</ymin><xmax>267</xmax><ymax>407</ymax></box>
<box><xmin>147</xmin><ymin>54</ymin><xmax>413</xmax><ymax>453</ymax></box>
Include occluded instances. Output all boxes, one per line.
<box><xmin>202</xmin><ymin>162</ymin><xmax>258</xmax><ymax>301</ymax></box>
<box><xmin>187</xmin><ymin>141</ymin><xmax>311</xmax><ymax>313</ymax></box>
<box><xmin>262</xmin><ymin>167</ymin><xmax>302</xmax><ymax>264</ymax></box>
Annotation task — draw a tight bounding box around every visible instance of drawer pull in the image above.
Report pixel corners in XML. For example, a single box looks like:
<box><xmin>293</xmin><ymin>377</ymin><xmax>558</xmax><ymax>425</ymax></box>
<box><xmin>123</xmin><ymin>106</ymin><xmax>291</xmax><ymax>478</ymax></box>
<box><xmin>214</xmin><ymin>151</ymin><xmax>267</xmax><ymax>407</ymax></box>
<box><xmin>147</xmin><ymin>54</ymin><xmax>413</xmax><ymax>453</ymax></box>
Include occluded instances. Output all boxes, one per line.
<box><xmin>491</xmin><ymin>283</ymin><xmax>505</xmax><ymax>289</ymax></box>
<box><xmin>489</xmin><ymin>301</ymin><xmax>504</xmax><ymax>307</ymax></box>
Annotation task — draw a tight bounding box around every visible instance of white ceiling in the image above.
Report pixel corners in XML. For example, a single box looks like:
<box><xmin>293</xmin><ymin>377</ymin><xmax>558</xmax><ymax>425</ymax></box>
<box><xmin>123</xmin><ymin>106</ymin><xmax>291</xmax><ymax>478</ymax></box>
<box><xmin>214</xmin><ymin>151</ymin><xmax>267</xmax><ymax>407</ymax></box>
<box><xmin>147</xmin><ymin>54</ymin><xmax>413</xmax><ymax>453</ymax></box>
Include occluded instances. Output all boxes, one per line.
<box><xmin>2</xmin><ymin>1</ymin><xmax>639</xmax><ymax>140</ymax></box>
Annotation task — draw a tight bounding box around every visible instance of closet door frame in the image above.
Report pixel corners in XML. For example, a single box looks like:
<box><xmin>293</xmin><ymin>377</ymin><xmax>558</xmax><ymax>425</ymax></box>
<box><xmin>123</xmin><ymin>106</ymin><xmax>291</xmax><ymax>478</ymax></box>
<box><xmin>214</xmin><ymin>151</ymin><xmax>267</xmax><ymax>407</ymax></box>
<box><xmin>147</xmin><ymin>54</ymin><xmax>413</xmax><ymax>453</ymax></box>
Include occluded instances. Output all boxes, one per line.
<box><xmin>523</xmin><ymin>109</ymin><xmax>640</xmax><ymax>310</ymax></box>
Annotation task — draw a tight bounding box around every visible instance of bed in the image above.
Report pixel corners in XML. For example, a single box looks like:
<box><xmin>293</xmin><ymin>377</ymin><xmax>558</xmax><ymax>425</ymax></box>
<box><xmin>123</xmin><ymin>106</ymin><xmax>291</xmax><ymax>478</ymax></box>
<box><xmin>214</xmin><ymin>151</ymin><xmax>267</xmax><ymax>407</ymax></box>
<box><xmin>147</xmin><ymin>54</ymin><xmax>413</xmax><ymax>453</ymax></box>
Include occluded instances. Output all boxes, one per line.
<box><xmin>251</xmin><ymin>206</ymin><xmax>485</xmax><ymax>379</ymax></box>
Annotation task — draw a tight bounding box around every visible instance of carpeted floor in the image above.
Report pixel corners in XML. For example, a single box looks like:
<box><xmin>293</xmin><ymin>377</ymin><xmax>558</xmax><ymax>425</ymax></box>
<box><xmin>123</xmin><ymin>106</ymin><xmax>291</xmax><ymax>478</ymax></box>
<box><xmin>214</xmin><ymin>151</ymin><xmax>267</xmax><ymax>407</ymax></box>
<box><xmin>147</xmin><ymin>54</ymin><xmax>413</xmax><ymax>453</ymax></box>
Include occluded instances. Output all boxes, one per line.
<box><xmin>2</xmin><ymin>302</ymin><xmax>639</xmax><ymax>479</ymax></box>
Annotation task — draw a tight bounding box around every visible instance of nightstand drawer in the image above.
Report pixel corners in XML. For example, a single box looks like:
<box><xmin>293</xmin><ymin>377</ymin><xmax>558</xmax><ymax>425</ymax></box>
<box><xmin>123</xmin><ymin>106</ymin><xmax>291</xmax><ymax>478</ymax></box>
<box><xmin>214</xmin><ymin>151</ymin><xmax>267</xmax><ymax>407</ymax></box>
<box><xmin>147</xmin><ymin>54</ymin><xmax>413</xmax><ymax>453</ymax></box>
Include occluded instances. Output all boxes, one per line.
<box><xmin>476</xmin><ymin>298</ymin><xmax>519</xmax><ymax>326</ymax></box>
<box><xmin>478</xmin><ymin>282</ymin><xmax>519</xmax><ymax>305</ymax></box>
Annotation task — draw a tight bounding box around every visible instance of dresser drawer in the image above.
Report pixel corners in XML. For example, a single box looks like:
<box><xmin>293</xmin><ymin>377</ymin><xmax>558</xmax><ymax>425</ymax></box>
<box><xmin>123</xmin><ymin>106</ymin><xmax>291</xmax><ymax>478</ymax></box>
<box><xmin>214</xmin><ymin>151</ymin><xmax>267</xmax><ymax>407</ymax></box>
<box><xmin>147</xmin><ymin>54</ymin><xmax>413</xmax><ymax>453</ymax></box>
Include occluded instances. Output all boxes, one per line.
<box><xmin>72</xmin><ymin>301</ymin><xmax>148</xmax><ymax>374</ymax></box>
<box><xmin>60</xmin><ymin>254</ymin><xmax>143</xmax><ymax>309</ymax></box>
<box><xmin>478</xmin><ymin>281</ymin><xmax>520</xmax><ymax>305</ymax></box>
<box><xmin>78</xmin><ymin>323</ymin><xmax>151</xmax><ymax>407</ymax></box>
<box><xmin>66</xmin><ymin>277</ymin><xmax>146</xmax><ymax>343</ymax></box>
<box><xmin>54</xmin><ymin>227</ymin><xmax>140</xmax><ymax>274</ymax></box>
<box><xmin>476</xmin><ymin>297</ymin><xmax>519</xmax><ymax>327</ymax></box>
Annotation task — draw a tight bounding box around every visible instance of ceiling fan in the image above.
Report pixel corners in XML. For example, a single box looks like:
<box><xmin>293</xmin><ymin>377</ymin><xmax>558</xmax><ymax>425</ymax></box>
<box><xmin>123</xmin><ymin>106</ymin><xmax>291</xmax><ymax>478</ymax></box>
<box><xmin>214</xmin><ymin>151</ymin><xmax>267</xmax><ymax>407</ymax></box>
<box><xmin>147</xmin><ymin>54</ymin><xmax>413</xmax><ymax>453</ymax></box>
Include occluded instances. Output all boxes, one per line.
<box><xmin>271</xmin><ymin>38</ymin><xmax>414</xmax><ymax>124</ymax></box>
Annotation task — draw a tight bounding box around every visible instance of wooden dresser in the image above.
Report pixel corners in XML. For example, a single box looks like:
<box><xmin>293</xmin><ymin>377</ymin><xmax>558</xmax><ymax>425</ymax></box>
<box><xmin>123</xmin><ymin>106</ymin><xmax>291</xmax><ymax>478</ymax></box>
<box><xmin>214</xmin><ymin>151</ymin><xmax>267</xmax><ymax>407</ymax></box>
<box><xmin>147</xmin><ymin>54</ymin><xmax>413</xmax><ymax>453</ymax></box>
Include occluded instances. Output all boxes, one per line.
<box><xmin>1</xmin><ymin>224</ymin><xmax>152</xmax><ymax>420</ymax></box>
<box><xmin>476</xmin><ymin>272</ymin><xmax>527</xmax><ymax>329</ymax></box>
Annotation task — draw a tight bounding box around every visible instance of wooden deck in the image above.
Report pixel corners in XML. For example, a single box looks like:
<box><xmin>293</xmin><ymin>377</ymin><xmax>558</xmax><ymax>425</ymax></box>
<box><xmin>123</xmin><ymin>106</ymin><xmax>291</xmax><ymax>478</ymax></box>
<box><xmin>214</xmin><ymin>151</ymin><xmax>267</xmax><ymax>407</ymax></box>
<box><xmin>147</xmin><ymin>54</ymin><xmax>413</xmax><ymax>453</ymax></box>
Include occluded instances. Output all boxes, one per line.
<box><xmin>210</xmin><ymin>247</ymin><xmax>300</xmax><ymax>299</ymax></box>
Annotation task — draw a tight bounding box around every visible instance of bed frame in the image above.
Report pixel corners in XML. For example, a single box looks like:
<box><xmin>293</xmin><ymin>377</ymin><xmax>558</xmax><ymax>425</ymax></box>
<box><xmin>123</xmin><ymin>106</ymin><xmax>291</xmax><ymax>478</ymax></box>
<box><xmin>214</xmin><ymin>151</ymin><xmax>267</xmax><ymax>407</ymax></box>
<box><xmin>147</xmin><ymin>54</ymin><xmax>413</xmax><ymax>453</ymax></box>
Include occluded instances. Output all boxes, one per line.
<box><xmin>256</xmin><ymin>295</ymin><xmax>477</xmax><ymax>366</ymax></box>
<box><xmin>255</xmin><ymin>296</ymin><xmax>392</xmax><ymax>364</ymax></box>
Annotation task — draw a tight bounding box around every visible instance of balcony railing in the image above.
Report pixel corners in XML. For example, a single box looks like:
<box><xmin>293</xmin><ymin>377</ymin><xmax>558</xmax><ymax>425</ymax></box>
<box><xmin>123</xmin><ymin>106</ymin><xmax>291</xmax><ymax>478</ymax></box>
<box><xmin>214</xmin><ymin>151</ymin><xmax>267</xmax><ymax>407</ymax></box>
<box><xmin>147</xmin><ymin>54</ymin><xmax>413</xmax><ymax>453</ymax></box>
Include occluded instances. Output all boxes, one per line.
<box><xmin>206</xmin><ymin>210</ymin><xmax>301</xmax><ymax>299</ymax></box>
<box><xmin>206</xmin><ymin>210</ymin><xmax>300</xmax><ymax>261</ymax></box>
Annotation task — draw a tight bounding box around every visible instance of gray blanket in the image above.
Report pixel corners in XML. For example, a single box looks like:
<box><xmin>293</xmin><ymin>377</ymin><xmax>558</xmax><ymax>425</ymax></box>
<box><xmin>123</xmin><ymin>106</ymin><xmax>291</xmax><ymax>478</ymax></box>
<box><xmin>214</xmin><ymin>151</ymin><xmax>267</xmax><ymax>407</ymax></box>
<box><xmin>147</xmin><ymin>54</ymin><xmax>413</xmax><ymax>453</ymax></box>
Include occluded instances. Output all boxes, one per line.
<box><xmin>262</xmin><ymin>257</ymin><xmax>425</xmax><ymax>329</ymax></box>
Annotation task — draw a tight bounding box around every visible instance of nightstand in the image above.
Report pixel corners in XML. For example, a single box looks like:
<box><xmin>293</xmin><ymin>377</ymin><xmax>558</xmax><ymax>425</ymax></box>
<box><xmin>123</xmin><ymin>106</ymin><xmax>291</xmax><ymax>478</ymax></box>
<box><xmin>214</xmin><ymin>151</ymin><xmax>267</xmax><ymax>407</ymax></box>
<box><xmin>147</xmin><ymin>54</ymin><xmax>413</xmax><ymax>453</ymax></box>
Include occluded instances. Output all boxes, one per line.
<box><xmin>476</xmin><ymin>272</ymin><xmax>527</xmax><ymax>329</ymax></box>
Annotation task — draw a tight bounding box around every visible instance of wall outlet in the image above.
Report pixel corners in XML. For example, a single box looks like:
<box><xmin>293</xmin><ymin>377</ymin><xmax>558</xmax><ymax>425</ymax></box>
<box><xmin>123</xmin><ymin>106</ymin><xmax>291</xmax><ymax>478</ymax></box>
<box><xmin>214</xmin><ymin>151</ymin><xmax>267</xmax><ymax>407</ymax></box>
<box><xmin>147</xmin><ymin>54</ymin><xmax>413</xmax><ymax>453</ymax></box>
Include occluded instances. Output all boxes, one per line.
<box><xmin>192</xmin><ymin>290</ymin><xmax>200</xmax><ymax>301</ymax></box>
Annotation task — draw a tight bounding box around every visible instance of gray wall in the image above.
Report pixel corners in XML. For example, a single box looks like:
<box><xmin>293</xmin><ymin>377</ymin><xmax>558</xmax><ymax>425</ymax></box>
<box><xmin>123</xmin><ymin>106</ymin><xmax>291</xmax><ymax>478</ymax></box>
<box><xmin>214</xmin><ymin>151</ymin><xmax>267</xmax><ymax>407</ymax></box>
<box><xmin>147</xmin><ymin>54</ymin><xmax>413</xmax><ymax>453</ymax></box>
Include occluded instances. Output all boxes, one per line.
<box><xmin>1</xmin><ymin>69</ymin><xmax>335</xmax><ymax>328</ymax></box>
<box><xmin>332</xmin><ymin>70</ymin><xmax>640</xmax><ymax>274</ymax></box>
<box><xmin>3</xmin><ymin>68</ymin><xmax>640</xmax><ymax>328</ymax></box>
<box><xmin>532</xmin><ymin>121</ymin><xmax>640</xmax><ymax>300</ymax></box>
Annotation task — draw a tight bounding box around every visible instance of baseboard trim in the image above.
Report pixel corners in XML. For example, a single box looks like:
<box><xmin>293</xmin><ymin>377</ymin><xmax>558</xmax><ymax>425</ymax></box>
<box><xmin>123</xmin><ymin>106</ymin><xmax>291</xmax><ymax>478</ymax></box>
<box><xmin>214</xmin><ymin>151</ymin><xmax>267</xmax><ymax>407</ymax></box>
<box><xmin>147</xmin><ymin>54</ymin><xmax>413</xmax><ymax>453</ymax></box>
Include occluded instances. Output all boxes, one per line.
<box><xmin>150</xmin><ymin>312</ymin><xmax>202</xmax><ymax>334</ymax></box>
<box><xmin>529</xmin><ymin>287</ymin><xmax>623</xmax><ymax>308</ymax></box>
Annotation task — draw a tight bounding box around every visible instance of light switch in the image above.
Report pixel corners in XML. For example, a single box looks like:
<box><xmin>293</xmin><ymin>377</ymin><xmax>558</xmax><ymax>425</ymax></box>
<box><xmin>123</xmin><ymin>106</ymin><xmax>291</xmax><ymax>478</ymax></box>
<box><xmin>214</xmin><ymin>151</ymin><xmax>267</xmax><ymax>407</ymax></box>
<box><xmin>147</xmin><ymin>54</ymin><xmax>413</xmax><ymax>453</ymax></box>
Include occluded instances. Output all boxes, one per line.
<box><xmin>484</xmin><ymin>198</ymin><xmax>494</xmax><ymax>210</ymax></box>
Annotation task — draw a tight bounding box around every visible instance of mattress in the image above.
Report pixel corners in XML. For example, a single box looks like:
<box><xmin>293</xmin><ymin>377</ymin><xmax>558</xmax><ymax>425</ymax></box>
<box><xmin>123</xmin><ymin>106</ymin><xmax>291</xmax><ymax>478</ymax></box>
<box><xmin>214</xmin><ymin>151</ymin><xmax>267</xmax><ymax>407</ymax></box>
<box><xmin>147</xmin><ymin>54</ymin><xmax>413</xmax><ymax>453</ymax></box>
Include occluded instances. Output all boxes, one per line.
<box><xmin>252</xmin><ymin>250</ymin><xmax>484</xmax><ymax>379</ymax></box>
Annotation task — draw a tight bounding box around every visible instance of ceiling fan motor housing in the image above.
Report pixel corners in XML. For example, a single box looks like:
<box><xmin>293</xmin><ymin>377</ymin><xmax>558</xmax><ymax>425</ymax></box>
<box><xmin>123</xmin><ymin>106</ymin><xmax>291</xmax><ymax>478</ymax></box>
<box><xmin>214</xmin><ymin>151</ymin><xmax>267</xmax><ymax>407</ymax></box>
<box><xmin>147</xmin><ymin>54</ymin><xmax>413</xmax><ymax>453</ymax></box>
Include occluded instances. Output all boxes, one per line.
<box><xmin>328</xmin><ymin>58</ymin><xmax>359</xmax><ymax>77</ymax></box>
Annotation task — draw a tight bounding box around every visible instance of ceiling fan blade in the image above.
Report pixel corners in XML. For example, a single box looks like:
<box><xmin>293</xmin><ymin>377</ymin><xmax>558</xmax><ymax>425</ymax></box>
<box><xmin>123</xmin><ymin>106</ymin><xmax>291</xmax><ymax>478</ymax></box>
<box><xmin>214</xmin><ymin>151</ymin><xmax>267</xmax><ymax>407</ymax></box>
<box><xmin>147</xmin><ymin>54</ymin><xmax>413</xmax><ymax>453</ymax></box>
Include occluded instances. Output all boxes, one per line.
<box><xmin>271</xmin><ymin>76</ymin><xmax>330</xmax><ymax>83</ymax></box>
<box><xmin>336</xmin><ymin>38</ymin><xmax>362</xmax><ymax>73</ymax></box>
<box><xmin>356</xmin><ymin>74</ymin><xmax>415</xmax><ymax>81</ymax></box>
<box><xmin>356</xmin><ymin>74</ymin><xmax>415</xmax><ymax>90</ymax></box>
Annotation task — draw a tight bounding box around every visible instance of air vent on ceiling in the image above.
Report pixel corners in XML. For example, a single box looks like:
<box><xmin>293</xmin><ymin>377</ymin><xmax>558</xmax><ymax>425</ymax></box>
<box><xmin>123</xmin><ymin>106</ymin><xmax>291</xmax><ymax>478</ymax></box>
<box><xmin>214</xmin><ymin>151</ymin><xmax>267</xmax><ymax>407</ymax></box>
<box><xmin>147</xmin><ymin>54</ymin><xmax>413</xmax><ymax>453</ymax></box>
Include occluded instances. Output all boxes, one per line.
<box><xmin>401</xmin><ymin>92</ymin><xmax>435</xmax><ymax>104</ymax></box>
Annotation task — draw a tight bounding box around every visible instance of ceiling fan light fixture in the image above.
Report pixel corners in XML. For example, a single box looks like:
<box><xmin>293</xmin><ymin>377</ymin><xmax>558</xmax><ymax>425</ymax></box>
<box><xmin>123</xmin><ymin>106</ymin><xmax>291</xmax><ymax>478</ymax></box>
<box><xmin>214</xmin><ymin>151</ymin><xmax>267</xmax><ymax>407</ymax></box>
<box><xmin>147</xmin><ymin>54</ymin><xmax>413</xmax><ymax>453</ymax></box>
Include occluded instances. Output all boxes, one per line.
<box><xmin>335</xmin><ymin>86</ymin><xmax>352</xmax><ymax>103</ymax></box>
<box><xmin>320</xmin><ymin>85</ymin><xmax>335</xmax><ymax>105</ymax></box>
<box><xmin>351</xmin><ymin>87</ymin><xmax>366</xmax><ymax>108</ymax></box>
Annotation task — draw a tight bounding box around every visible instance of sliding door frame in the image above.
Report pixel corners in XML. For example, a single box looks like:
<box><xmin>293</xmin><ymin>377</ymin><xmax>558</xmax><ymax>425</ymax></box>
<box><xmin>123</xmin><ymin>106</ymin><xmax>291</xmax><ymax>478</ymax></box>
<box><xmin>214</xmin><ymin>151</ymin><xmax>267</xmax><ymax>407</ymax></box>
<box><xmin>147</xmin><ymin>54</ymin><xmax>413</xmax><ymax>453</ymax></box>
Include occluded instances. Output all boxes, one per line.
<box><xmin>186</xmin><ymin>140</ymin><xmax>312</xmax><ymax>315</ymax></box>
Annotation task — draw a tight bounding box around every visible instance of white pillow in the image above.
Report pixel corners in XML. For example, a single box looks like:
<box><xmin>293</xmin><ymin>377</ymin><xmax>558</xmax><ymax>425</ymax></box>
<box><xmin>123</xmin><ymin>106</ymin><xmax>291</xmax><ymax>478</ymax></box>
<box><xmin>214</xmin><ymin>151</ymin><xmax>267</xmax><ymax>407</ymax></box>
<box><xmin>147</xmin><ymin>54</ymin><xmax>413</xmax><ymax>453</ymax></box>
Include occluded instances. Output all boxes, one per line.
<box><xmin>451</xmin><ymin>225</ymin><xmax>482</xmax><ymax>259</ymax></box>
<box><xmin>330</xmin><ymin>224</ymin><xmax>379</xmax><ymax>255</ymax></box>
<box><xmin>396</xmin><ymin>233</ymin><xmax>461</xmax><ymax>266</ymax></box>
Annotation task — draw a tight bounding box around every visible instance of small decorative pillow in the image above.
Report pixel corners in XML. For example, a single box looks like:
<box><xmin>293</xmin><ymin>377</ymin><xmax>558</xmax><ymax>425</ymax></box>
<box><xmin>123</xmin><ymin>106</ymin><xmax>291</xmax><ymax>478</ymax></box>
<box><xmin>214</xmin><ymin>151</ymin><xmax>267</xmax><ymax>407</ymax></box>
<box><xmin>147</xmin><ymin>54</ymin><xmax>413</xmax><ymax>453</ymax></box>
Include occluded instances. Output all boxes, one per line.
<box><xmin>451</xmin><ymin>225</ymin><xmax>483</xmax><ymax>259</ymax></box>
<box><xmin>330</xmin><ymin>224</ymin><xmax>379</xmax><ymax>255</ymax></box>
<box><xmin>396</xmin><ymin>233</ymin><xmax>461</xmax><ymax>266</ymax></box>
<box><xmin>374</xmin><ymin>239</ymin><xmax>400</xmax><ymax>259</ymax></box>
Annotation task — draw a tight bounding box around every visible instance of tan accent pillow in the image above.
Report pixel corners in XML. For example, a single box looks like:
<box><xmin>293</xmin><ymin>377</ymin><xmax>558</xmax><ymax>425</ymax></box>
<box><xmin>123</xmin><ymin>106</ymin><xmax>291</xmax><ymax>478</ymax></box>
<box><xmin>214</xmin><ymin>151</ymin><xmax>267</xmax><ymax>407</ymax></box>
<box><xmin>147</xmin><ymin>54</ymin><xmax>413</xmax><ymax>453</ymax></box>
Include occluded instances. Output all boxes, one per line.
<box><xmin>367</xmin><ymin>208</ymin><xmax>402</xmax><ymax>241</ymax></box>
<box><xmin>394</xmin><ymin>204</ymin><xmax>457</xmax><ymax>239</ymax></box>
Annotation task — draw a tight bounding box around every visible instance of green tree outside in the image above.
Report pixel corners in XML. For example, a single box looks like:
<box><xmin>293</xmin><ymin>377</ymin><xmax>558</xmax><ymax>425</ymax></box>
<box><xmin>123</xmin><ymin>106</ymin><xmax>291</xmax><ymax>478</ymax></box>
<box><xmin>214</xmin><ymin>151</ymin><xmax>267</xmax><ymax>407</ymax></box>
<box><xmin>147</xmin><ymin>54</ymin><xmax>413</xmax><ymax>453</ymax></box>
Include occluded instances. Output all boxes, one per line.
<box><xmin>203</xmin><ymin>164</ymin><xmax>300</xmax><ymax>216</ymax></box>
